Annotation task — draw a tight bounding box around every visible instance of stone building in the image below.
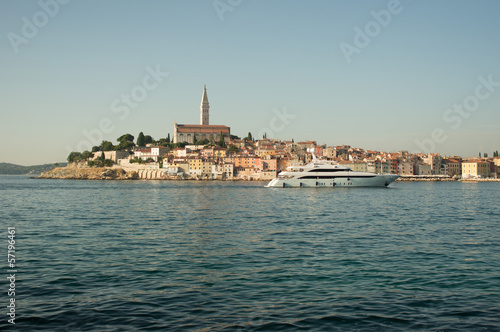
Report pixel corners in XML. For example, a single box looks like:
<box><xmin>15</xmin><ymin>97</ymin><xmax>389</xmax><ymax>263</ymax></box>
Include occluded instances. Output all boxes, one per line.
<box><xmin>173</xmin><ymin>85</ymin><xmax>230</xmax><ymax>144</ymax></box>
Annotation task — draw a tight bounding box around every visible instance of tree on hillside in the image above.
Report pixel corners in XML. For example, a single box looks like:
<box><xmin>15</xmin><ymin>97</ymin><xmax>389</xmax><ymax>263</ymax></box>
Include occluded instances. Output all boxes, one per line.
<box><xmin>117</xmin><ymin>140</ymin><xmax>134</xmax><ymax>151</ymax></box>
<box><xmin>228</xmin><ymin>144</ymin><xmax>239</xmax><ymax>153</ymax></box>
<box><xmin>247</xmin><ymin>132</ymin><xmax>253</xmax><ymax>141</ymax></box>
<box><xmin>81</xmin><ymin>151</ymin><xmax>93</xmax><ymax>160</ymax></box>
<box><xmin>100</xmin><ymin>140</ymin><xmax>114</xmax><ymax>151</ymax></box>
<box><xmin>167</xmin><ymin>133</ymin><xmax>171</xmax><ymax>143</ymax></box>
<box><xmin>195</xmin><ymin>138</ymin><xmax>209</xmax><ymax>146</ymax></box>
<box><xmin>193</xmin><ymin>133</ymin><xmax>197</xmax><ymax>144</ymax></box>
<box><xmin>218</xmin><ymin>131</ymin><xmax>226</xmax><ymax>148</ymax></box>
<box><xmin>144</xmin><ymin>135</ymin><xmax>153</xmax><ymax>145</ymax></box>
<box><xmin>137</xmin><ymin>132</ymin><xmax>145</xmax><ymax>146</ymax></box>
<box><xmin>67</xmin><ymin>152</ymin><xmax>81</xmax><ymax>163</ymax></box>
<box><xmin>116</xmin><ymin>134</ymin><xmax>135</xmax><ymax>151</ymax></box>
<box><xmin>479</xmin><ymin>152</ymin><xmax>482</xmax><ymax>158</ymax></box>
<box><xmin>484</xmin><ymin>153</ymin><xmax>489</xmax><ymax>158</ymax></box>
<box><xmin>91</xmin><ymin>146</ymin><xmax>100</xmax><ymax>152</ymax></box>
<box><xmin>157</xmin><ymin>138</ymin><xmax>170</xmax><ymax>147</ymax></box>
<box><xmin>117</xmin><ymin>134</ymin><xmax>134</xmax><ymax>143</ymax></box>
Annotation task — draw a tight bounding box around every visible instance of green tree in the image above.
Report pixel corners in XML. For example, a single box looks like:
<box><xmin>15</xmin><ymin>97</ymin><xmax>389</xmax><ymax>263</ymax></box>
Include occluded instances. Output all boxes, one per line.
<box><xmin>193</xmin><ymin>133</ymin><xmax>197</xmax><ymax>144</ymax></box>
<box><xmin>137</xmin><ymin>132</ymin><xmax>145</xmax><ymax>146</ymax></box>
<box><xmin>479</xmin><ymin>152</ymin><xmax>482</xmax><ymax>158</ymax></box>
<box><xmin>167</xmin><ymin>133</ymin><xmax>171</xmax><ymax>143</ymax></box>
<box><xmin>484</xmin><ymin>153</ymin><xmax>489</xmax><ymax>158</ymax></box>
<box><xmin>91</xmin><ymin>146</ymin><xmax>100</xmax><ymax>152</ymax></box>
<box><xmin>117</xmin><ymin>134</ymin><xmax>134</xmax><ymax>143</ymax></box>
<box><xmin>228</xmin><ymin>144</ymin><xmax>239</xmax><ymax>153</ymax></box>
<box><xmin>144</xmin><ymin>135</ymin><xmax>153</xmax><ymax>145</ymax></box>
<box><xmin>247</xmin><ymin>132</ymin><xmax>253</xmax><ymax>141</ymax></box>
<box><xmin>218</xmin><ymin>131</ymin><xmax>226</xmax><ymax>148</ymax></box>
<box><xmin>157</xmin><ymin>138</ymin><xmax>169</xmax><ymax>147</ymax></box>
<box><xmin>195</xmin><ymin>138</ymin><xmax>209</xmax><ymax>146</ymax></box>
<box><xmin>81</xmin><ymin>150</ymin><xmax>94</xmax><ymax>160</ymax></box>
<box><xmin>119</xmin><ymin>140</ymin><xmax>135</xmax><ymax>150</ymax></box>
<box><xmin>67</xmin><ymin>152</ymin><xmax>81</xmax><ymax>163</ymax></box>
<box><xmin>100</xmin><ymin>140</ymin><xmax>114</xmax><ymax>151</ymax></box>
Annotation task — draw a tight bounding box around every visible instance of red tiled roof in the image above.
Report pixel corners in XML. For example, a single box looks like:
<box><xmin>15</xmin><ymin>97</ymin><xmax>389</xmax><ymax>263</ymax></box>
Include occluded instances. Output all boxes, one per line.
<box><xmin>176</xmin><ymin>124</ymin><xmax>230</xmax><ymax>134</ymax></box>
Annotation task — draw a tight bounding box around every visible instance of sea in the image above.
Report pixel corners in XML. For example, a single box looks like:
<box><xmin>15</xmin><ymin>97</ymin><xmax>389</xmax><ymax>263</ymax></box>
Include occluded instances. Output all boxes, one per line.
<box><xmin>1</xmin><ymin>175</ymin><xmax>499</xmax><ymax>331</ymax></box>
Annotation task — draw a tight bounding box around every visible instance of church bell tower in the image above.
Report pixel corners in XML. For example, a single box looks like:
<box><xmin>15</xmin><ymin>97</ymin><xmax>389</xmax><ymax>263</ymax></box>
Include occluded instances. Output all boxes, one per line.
<box><xmin>200</xmin><ymin>85</ymin><xmax>209</xmax><ymax>125</ymax></box>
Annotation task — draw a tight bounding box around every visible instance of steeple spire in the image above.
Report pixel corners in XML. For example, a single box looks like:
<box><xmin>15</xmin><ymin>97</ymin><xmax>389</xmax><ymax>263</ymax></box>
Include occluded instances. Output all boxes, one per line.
<box><xmin>200</xmin><ymin>84</ymin><xmax>209</xmax><ymax>125</ymax></box>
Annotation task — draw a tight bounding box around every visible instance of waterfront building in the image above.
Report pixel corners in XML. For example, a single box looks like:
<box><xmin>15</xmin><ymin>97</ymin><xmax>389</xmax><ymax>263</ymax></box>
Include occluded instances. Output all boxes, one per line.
<box><xmin>165</xmin><ymin>158</ymin><xmax>189</xmax><ymax>173</ymax></box>
<box><xmin>187</xmin><ymin>157</ymin><xmax>215</xmax><ymax>178</ymax></box>
<box><xmin>223</xmin><ymin>163</ymin><xmax>234</xmax><ymax>179</ymax></box>
<box><xmin>173</xmin><ymin>85</ymin><xmax>230</xmax><ymax>144</ymax></box>
<box><xmin>423</xmin><ymin>154</ymin><xmax>443</xmax><ymax>175</ymax></box>
<box><xmin>415</xmin><ymin>163</ymin><xmax>432</xmax><ymax>175</ymax></box>
<box><xmin>462</xmin><ymin>160</ymin><xmax>490</xmax><ymax>178</ymax></box>
<box><xmin>351</xmin><ymin>162</ymin><xmax>368</xmax><ymax>173</ymax></box>
<box><xmin>443</xmin><ymin>158</ymin><xmax>461</xmax><ymax>176</ymax></box>
<box><xmin>398</xmin><ymin>161</ymin><xmax>415</xmax><ymax>175</ymax></box>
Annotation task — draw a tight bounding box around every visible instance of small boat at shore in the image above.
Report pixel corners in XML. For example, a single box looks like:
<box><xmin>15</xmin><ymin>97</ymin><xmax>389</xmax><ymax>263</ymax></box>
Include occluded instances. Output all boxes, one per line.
<box><xmin>266</xmin><ymin>154</ymin><xmax>399</xmax><ymax>188</ymax></box>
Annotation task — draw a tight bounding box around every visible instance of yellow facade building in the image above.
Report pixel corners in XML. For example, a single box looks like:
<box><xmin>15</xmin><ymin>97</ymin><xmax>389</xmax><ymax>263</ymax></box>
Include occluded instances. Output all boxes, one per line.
<box><xmin>462</xmin><ymin>161</ymin><xmax>490</xmax><ymax>178</ymax></box>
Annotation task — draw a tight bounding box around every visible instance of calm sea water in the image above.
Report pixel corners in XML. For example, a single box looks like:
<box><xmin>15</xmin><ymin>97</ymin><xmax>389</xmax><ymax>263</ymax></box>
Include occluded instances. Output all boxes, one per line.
<box><xmin>1</xmin><ymin>175</ymin><xmax>499</xmax><ymax>331</ymax></box>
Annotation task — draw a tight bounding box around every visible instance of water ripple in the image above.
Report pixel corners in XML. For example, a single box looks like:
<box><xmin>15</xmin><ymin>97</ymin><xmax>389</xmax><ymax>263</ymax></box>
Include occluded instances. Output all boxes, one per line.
<box><xmin>1</xmin><ymin>177</ymin><xmax>499</xmax><ymax>331</ymax></box>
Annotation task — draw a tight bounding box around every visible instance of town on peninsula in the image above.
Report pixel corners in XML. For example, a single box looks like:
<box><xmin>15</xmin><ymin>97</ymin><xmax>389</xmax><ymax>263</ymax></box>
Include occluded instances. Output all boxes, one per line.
<box><xmin>40</xmin><ymin>86</ymin><xmax>500</xmax><ymax>182</ymax></box>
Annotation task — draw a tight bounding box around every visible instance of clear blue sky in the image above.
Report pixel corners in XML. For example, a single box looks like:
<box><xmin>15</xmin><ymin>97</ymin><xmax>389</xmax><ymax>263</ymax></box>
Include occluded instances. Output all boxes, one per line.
<box><xmin>1</xmin><ymin>0</ymin><xmax>500</xmax><ymax>165</ymax></box>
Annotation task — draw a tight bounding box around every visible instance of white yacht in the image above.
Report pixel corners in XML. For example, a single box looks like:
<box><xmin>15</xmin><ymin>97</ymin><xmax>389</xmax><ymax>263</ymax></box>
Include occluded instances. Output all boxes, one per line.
<box><xmin>266</xmin><ymin>155</ymin><xmax>400</xmax><ymax>188</ymax></box>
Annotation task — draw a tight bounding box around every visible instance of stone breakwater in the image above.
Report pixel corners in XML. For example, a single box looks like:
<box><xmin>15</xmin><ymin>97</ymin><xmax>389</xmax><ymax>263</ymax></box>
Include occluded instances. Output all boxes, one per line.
<box><xmin>396</xmin><ymin>176</ymin><xmax>457</xmax><ymax>182</ymax></box>
<box><xmin>459</xmin><ymin>178</ymin><xmax>500</xmax><ymax>182</ymax></box>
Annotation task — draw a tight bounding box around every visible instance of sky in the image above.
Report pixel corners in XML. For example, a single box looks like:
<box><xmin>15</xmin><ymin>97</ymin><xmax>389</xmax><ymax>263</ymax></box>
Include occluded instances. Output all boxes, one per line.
<box><xmin>1</xmin><ymin>0</ymin><xmax>500</xmax><ymax>165</ymax></box>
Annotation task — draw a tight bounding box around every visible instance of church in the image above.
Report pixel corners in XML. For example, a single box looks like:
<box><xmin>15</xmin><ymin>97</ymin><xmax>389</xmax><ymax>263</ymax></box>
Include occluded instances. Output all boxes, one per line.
<box><xmin>173</xmin><ymin>85</ymin><xmax>231</xmax><ymax>144</ymax></box>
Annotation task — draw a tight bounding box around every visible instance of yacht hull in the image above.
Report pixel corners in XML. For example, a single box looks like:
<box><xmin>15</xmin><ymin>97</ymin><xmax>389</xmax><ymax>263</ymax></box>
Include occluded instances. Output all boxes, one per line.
<box><xmin>266</xmin><ymin>174</ymin><xmax>399</xmax><ymax>188</ymax></box>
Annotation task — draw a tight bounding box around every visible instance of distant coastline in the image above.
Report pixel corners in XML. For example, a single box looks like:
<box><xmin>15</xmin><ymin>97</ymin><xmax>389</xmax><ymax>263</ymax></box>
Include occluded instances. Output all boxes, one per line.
<box><xmin>0</xmin><ymin>162</ymin><xmax>66</xmax><ymax>175</ymax></box>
